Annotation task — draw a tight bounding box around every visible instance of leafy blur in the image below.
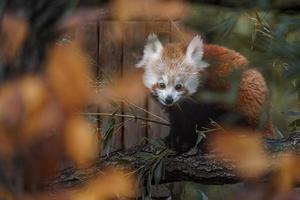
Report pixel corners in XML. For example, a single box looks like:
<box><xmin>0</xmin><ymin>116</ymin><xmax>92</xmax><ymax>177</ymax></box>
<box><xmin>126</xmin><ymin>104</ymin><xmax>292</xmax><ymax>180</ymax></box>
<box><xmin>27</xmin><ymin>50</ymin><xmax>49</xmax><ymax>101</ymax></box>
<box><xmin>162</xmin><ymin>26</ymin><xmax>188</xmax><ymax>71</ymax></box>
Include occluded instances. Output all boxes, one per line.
<box><xmin>0</xmin><ymin>0</ymin><xmax>299</xmax><ymax>200</ymax></box>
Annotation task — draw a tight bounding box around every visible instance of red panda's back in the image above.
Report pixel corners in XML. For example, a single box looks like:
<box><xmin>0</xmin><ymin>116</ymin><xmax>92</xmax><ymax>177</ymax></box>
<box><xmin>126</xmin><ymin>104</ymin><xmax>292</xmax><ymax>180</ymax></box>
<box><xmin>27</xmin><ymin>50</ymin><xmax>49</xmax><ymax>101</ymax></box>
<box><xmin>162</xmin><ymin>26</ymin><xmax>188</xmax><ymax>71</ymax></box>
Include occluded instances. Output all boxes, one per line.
<box><xmin>203</xmin><ymin>44</ymin><xmax>274</xmax><ymax>136</ymax></box>
<box><xmin>203</xmin><ymin>44</ymin><xmax>249</xmax><ymax>90</ymax></box>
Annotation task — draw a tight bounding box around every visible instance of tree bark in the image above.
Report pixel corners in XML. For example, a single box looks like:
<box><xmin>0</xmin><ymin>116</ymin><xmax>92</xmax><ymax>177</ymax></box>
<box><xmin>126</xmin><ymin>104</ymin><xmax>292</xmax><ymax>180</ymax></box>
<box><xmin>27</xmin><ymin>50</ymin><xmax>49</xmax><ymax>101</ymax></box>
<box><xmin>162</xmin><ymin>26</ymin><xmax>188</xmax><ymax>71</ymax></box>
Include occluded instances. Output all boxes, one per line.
<box><xmin>47</xmin><ymin>132</ymin><xmax>300</xmax><ymax>189</ymax></box>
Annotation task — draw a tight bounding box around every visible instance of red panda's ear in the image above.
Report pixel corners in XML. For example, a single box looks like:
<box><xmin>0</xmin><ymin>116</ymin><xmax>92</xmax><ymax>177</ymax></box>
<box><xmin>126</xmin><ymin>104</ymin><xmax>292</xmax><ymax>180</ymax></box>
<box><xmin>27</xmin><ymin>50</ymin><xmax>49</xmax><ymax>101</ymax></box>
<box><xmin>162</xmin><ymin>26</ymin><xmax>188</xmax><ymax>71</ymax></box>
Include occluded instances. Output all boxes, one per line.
<box><xmin>136</xmin><ymin>33</ymin><xmax>163</xmax><ymax>68</ymax></box>
<box><xmin>185</xmin><ymin>35</ymin><xmax>209</xmax><ymax>70</ymax></box>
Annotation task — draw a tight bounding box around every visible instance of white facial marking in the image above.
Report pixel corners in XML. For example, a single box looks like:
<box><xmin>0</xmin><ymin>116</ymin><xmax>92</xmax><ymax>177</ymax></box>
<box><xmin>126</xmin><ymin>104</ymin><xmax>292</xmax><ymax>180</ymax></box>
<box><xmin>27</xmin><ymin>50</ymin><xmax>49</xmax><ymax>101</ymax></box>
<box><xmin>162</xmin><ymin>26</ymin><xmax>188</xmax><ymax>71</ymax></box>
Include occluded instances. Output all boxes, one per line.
<box><xmin>137</xmin><ymin>34</ymin><xmax>210</xmax><ymax>106</ymax></box>
<box><xmin>143</xmin><ymin>69</ymin><xmax>158</xmax><ymax>90</ymax></box>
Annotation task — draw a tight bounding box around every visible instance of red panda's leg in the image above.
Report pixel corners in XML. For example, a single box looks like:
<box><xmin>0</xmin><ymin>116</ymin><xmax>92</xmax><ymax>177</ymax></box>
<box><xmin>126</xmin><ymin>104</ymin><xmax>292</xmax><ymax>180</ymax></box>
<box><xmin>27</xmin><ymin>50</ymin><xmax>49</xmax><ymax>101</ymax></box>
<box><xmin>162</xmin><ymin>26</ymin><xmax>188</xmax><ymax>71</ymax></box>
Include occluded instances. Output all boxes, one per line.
<box><xmin>235</xmin><ymin>69</ymin><xmax>274</xmax><ymax>137</ymax></box>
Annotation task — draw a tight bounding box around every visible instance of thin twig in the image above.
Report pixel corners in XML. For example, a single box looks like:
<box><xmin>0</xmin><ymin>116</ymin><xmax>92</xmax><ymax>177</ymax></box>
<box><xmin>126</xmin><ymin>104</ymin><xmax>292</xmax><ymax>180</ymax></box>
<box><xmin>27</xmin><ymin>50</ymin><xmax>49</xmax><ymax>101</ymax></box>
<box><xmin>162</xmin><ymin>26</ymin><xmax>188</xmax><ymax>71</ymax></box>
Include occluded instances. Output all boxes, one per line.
<box><xmin>82</xmin><ymin>112</ymin><xmax>170</xmax><ymax>127</ymax></box>
<box><xmin>167</xmin><ymin>15</ymin><xmax>187</xmax><ymax>43</ymax></box>
<box><xmin>123</xmin><ymin>100</ymin><xmax>169</xmax><ymax>123</ymax></box>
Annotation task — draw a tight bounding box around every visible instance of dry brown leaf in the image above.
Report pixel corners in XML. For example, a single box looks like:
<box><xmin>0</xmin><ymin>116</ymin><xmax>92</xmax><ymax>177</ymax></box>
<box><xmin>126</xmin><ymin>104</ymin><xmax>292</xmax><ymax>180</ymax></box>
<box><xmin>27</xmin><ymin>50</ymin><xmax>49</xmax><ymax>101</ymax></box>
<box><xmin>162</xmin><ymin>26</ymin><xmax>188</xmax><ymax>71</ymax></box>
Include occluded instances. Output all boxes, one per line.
<box><xmin>210</xmin><ymin>129</ymin><xmax>270</xmax><ymax>178</ymax></box>
<box><xmin>64</xmin><ymin>116</ymin><xmax>98</xmax><ymax>166</ymax></box>
<box><xmin>271</xmin><ymin>153</ymin><xmax>300</xmax><ymax>194</ymax></box>
<box><xmin>22</xmin><ymin>100</ymin><xmax>65</xmax><ymax>143</ymax></box>
<box><xmin>0</xmin><ymin>15</ymin><xmax>28</xmax><ymax>60</ymax></box>
<box><xmin>59</xmin><ymin>8</ymin><xmax>108</xmax><ymax>31</ymax></box>
<box><xmin>0</xmin><ymin>81</ymin><xmax>23</xmax><ymax>130</ymax></box>
<box><xmin>102</xmin><ymin>70</ymin><xmax>147</xmax><ymax>106</ymax></box>
<box><xmin>0</xmin><ymin>187</ymin><xmax>14</xmax><ymax>200</ymax></box>
<box><xmin>111</xmin><ymin>0</ymin><xmax>188</xmax><ymax>20</ymax></box>
<box><xmin>21</xmin><ymin>77</ymin><xmax>48</xmax><ymax>117</ymax></box>
<box><xmin>0</xmin><ymin>76</ymin><xmax>65</xmax><ymax>143</ymax></box>
<box><xmin>20</xmin><ymin>77</ymin><xmax>64</xmax><ymax>142</ymax></box>
<box><xmin>108</xmin><ymin>0</ymin><xmax>189</xmax><ymax>41</ymax></box>
<box><xmin>72</xmin><ymin>169</ymin><xmax>137</xmax><ymax>200</ymax></box>
<box><xmin>21</xmin><ymin>190</ymin><xmax>72</xmax><ymax>200</ymax></box>
<box><xmin>21</xmin><ymin>133</ymin><xmax>65</xmax><ymax>188</ymax></box>
<box><xmin>0</xmin><ymin>129</ymin><xmax>14</xmax><ymax>159</ymax></box>
<box><xmin>46</xmin><ymin>41</ymin><xmax>92</xmax><ymax>112</ymax></box>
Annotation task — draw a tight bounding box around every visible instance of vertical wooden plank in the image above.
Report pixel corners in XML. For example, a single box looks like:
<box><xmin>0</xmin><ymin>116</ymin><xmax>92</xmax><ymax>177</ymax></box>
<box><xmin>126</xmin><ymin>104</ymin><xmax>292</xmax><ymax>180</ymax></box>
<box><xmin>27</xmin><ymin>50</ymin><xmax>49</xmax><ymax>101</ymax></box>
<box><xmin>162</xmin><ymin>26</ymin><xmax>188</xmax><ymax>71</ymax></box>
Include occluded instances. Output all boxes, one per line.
<box><xmin>146</xmin><ymin>21</ymin><xmax>170</xmax><ymax>139</ymax></box>
<box><xmin>74</xmin><ymin>22</ymin><xmax>101</xmax><ymax>147</ymax></box>
<box><xmin>99</xmin><ymin>21</ymin><xmax>124</xmax><ymax>152</ymax></box>
<box><xmin>75</xmin><ymin>22</ymin><xmax>98</xmax><ymax>75</ymax></box>
<box><xmin>122</xmin><ymin>22</ymin><xmax>147</xmax><ymax>148</ymax></box>
<box><xmin>99</xmin><ymin>21</ymin><xmax>123</xmax><ymax>75</ymax></box>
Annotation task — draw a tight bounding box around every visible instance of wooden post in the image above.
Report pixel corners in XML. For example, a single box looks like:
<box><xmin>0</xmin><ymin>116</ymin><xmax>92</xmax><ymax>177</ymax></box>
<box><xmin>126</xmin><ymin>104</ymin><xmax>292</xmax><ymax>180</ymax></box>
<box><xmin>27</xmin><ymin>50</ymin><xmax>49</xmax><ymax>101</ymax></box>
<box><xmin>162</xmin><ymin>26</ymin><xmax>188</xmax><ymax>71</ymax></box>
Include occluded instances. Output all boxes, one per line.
<box><xmin>98</xmin><ymin>21</ymin><xmax>124</xmax><ymax>151</ymax></box>
<box><xmin>122</xmin><ymin>21</ymin><xmax>147</xmax><ymax>148</ymax></box>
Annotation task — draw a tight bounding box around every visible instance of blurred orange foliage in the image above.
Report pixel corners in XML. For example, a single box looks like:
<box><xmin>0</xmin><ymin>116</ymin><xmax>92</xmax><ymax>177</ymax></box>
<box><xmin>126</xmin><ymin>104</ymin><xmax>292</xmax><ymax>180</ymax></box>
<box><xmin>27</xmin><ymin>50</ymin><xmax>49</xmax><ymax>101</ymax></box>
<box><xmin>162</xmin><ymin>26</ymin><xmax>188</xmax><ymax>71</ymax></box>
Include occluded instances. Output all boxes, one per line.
<box><xmin>101</xmin><ymin>69</ymin><xmax>147</xmax><ymax>106</ymax></box>
<box><xmin>111</xmin><ymin>0</ymin><xmax>188</xmax><ymax>20</ymax></box>
<box><xmin>0</xmin><ymin>37</ymin><xmax>97</xmax><ymax>187</ymax></box>
<box><xmin>211</xmin><ymin>129</ymin><xmax>270</xmax><ymax>178</ymax></box>
<box><xmin>72</xmin><ymin>169</ymin><xmax>137</xmax><ymax>200</ymax></box>
<box><xmin>271</xmin><ymin>153</ymin><xmax>300</xmax><ymax>196</ymax></box>
<box><xmin>46</xmin><ymin>42</ymin><xmax>92</xmax><ymax>112</ymax></box>
<box><xmin>211</xmin><ymin>128</ymin><xmax>300</xmax><ymax>199</ymax></box>
<box><xmin>64</xmin><ymin>116</ymin><xmax>98</xmax><ymax>167</ymax></box>
<box><xmin>1</xmin><ymin>2</ymin><xmax>299</xmax><ymax>200</ymax></box>
<box><xmin>0</xmin><ymin>15</ymin><xmax>28</xmax><ymax>61</ymax></box>
<box><xmin>108</xmin><ymin>0</ymin><xmax>189</xmax><ymax>41</ymax></box>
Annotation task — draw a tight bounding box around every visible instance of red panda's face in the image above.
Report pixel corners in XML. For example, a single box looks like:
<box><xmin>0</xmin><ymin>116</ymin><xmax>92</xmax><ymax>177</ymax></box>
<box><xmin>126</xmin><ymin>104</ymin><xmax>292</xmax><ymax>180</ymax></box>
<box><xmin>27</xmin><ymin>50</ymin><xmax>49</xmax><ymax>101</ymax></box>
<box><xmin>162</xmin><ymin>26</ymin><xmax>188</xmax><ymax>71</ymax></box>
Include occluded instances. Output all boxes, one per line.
<box><xmin>143</xmin><ymin>61</ymin><xmax>202</xmax><ymax>106</ymax></box>
<box><xmin>136</xmin><ymin>34</ymin><xmax>209</xmax><ymax>106</ymax></box>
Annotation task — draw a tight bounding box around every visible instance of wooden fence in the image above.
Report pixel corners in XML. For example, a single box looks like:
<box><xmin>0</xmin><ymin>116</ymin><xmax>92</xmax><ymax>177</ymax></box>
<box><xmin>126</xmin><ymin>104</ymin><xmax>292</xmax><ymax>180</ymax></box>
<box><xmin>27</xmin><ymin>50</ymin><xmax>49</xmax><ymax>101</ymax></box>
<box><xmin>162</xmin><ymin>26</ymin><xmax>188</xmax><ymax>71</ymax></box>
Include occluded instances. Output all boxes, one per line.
<box><xmin>71</xmin><ymin>19</ymin><xmax>184</xmax><ymax>151</ymax></box>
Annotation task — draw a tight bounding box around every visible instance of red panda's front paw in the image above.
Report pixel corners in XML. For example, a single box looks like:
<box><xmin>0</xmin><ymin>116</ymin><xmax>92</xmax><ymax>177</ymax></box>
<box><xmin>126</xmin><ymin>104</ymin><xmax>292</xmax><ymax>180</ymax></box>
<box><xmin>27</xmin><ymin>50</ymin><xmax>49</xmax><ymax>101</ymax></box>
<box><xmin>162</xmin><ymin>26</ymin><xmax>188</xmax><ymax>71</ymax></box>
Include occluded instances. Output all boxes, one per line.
<box><xmin>175</xmin><ymin>142</ymin><xmax>195</xmax><ymax>153</ymax></box>
<box><xmin>164</xmin><ymin>134</ymin><xmax>195</xmax><ymax>153</ymax></box>
<box><xmin>164</xmin><ymin>134</ymin><xmax>177</xmax><ymax>151</ymax></box>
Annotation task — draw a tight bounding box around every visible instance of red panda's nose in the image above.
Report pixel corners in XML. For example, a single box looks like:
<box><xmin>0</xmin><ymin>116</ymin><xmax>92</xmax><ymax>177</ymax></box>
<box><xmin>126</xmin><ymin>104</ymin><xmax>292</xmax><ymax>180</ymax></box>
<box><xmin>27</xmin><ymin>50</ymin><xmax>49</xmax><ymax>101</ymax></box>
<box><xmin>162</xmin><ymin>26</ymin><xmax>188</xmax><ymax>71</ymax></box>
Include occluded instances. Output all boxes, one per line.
<box><xmin>165</xmin><ymin>96</ymin><xmax>173</xmax><ymax>105</ymax></box>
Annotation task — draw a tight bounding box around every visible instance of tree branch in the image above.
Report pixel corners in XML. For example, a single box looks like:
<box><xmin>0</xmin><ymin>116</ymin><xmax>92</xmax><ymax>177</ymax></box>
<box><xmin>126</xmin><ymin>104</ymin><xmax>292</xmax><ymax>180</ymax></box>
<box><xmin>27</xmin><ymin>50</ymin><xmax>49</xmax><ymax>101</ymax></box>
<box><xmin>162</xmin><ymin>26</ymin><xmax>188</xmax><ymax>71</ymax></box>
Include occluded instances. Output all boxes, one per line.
<box><xmin>47</xmin><ymin>132</ymin><xmax>300</xmax><ymax>189</ymax></box>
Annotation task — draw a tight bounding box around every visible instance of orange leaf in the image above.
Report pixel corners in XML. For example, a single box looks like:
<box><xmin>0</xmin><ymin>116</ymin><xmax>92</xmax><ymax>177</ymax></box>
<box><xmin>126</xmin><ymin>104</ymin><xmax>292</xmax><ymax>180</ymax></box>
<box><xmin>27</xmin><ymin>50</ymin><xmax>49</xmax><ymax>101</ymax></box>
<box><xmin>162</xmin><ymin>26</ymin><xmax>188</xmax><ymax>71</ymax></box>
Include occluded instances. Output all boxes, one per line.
<box><xmin>0</xmin><ymin>15</ymin><xmax>27</xmax><ymax>60</ymax></box>
<box><xmin>64</xmin><ymin>116</ymin><xmax>98</xmax><ymax>166</ymax></box>
<box><xmin>72</xmin><ymin>169</ymin><xmax>137</xmax><ymax>200</ymax></box>
<box><xmin>210</xmin><ymin>128</ymin><xmax>270</xmax><ymax>178</ymax></box>
<box><xmin>46</xmin><ymin>42</ymin><xmax>92</xmax><ymax>112</ymax></box>
<box><xmin>272</xmin><ymin>153</ymin><xmax>300</xmax><ymax>194</ymax></box>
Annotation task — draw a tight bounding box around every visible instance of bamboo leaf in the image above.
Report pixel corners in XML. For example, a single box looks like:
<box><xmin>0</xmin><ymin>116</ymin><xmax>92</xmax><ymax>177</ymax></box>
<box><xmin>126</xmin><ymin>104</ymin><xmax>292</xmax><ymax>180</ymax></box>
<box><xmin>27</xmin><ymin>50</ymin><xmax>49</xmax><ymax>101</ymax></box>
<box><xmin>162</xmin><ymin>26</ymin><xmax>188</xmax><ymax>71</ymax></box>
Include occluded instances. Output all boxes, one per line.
<box><xmin>146</xmin><ymin>138</ymin><xmax>166</xmax><ymax>148</ymax></box>
<box><xmin>153</xmin><ymin>160</ymin><xmax>163</xmax><ymax>185</ymax></box>
<box><xmin>200</xmin><ymin>191</ymin><xmax>209</xmax><ymax>200</ymax></box>
<box><xmin>135</xmin><ymin>152</ymin><xmax>156</xmax><ymax>161</ymax></box>
<box><xmin>147</xmin><ymin>172</ymin><xmax>152</xmax><ymax>198</ymax></box>
<box><xmin>102</xmin><ymin>110</ymin><xmax>117</xmax><ymax>157</ymax></box>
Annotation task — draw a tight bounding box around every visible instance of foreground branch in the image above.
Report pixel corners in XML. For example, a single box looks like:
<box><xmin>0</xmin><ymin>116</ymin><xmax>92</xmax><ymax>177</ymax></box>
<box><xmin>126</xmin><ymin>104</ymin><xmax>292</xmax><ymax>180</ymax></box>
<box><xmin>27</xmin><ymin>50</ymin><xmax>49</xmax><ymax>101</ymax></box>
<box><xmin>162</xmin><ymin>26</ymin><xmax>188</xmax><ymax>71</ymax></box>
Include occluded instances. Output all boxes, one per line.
<box><xmin>48</xmin><ymin>132</ymin><xmax>300</xmax><ymax>189</ymax></box>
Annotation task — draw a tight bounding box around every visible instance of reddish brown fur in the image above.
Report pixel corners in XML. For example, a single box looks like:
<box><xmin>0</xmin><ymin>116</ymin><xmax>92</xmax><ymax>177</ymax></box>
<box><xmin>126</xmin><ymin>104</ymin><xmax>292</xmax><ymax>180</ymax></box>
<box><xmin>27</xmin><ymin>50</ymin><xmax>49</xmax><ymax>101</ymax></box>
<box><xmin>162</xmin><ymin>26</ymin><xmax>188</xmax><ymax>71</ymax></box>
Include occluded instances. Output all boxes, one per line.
<box><xmin>155</xmin><ymin>43</ymin><xmax>200</xmax><ymax>85</ymax></box>
<box><xmin>161</xmin><ymin>43</ymin><xmax>186</xmax><ymax>63</ymax></box>
<box><xmin>151</xmin><ymin>43</ymin><xmax>200</xmax><ymax>89</ymax></box>
<box><xmin>159</xmin><ymin>43</ymin><xmax>274</xmax><ymax>137</ymax></box>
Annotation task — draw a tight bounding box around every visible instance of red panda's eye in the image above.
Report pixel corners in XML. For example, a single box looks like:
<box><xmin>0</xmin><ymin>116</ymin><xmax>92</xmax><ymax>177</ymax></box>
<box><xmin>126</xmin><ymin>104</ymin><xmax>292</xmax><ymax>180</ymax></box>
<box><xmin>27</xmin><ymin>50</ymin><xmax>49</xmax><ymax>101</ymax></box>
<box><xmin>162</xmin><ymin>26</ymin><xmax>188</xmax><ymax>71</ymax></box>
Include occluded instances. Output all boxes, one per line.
<box><xmin>175</xmin><ymin>84</ymin><xmax>183</xmax><ymax>91</ymax></box>
<box><xmin>159</xmin><ymin>83</ymin><xmax>166</xmax><ymax>89</ymax></box>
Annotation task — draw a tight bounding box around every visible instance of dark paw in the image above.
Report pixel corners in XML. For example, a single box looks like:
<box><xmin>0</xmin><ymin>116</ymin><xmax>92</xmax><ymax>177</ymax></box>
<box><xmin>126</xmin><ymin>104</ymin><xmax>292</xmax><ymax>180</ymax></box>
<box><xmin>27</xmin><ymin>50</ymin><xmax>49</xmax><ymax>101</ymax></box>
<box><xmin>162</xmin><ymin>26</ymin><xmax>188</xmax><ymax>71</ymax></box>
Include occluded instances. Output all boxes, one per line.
<box><xmin>174</xmin><ymin>142</ymin><xmax>194</xmax><ymax>153</ymax></box>
<box><xmin>164</xmin><ymin>135</ymin><xmax>194</xmax><ymax>153</ymax></box>
<box><xmin>164</xmin><ymin>134</ymin><xmax>176</xmax><ymax>150</ymax></box>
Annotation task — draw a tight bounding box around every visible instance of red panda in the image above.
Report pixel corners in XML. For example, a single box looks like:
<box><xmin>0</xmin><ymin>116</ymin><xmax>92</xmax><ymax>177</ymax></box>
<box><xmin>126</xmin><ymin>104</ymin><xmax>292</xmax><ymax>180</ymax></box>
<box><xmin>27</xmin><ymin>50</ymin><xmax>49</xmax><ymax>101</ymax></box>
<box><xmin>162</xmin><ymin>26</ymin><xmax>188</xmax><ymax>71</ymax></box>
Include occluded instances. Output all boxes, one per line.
<box><xmin>136</xmin><ymin>34</ymin><xmax>274</xmax><ymax>152</ymax></box>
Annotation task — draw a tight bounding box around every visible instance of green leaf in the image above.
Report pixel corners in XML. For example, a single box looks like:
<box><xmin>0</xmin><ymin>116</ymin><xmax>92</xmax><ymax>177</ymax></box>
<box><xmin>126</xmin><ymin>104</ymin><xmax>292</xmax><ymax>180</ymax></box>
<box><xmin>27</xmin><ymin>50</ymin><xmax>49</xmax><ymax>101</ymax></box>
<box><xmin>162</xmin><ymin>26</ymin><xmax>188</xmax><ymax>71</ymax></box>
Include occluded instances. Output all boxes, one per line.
<box><xmin>288</xmin><ymin>119</ymin><xmax>300</xmax><ymax>132</ymax></box>
<box><xmin>102</xmin><ymin>110</ymin><xmax>117</xmax><ymax>156</ymax></box>
<box><xmin>153</xmin><ymin>160</ymin><xmax>163</xmax><ymax>185</ymax></box>
<box><xmin>288</xmin><ymin>119</ymin><xmax>300</xmax><ymax>127</ymax></box>
<box><xmin>147</xmin><ymin>172</ymin><xmax>152</xmax><ymax>198</ymax></box>
<box><xmin>194</xmin><ymin>132</ymin><xmax>205</xmax><ymax>148</ymax></box>
<box><xmin>135</xmin><ymin>152</ymin><xmax>156</xmax><ymax>161</ymax></box>
<box><xmin>146</xmin><ymin>138</ymin><xmax>166</xmax><ymax>148</ymax></box>
<box><xmin>200</xmin><ymin>191</ymin><xmax>209</xmax><ymax>200</ymax></box>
